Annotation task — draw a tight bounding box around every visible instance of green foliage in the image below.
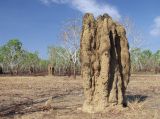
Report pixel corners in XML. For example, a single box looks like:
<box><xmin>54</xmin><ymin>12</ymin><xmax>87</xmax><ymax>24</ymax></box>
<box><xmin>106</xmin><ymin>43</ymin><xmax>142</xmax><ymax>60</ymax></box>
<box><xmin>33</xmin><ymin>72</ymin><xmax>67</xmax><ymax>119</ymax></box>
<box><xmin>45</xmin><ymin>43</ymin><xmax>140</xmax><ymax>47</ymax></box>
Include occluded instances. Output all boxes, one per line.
<box><xmin>48</xmin><ymin>46</ymin><xmax>71</xmax><ymax>69</ymax></box>
<box><xmin>0</xmin><ymin>39</ymin><xmax>24</xmax><ymax>68</ymax></box>
<box><xmin>154</xmin><ymin>50</ymin><xmax>160</xmax><ymax>65</ymax></box>
<box><xmin>130</xmin><ymin>48</ymin><xmax>160</xmax><ymax>72</ymax></box>
<box><xmin>0</xmin><ymin>39</ymin><xmax>48</xmax><ymax>74</ymax></box>
<box><xmin>39</xmin><ymin>59</ymin><xmax>49</xmax><ymax>70</ymax></box>
<box><xmin>0</xmin><ymin>46</ymin><xmax>4</xmax><ymax>63</ymax></box>
<box><xmin>1</xmin><ymin>39</ymin><xmax>159</xmax><ymax>75</ymax></box>
<box><xmin>22</xmin><ymin>51</ymin><xmax>40</xmax><ymax>69</ymax></box>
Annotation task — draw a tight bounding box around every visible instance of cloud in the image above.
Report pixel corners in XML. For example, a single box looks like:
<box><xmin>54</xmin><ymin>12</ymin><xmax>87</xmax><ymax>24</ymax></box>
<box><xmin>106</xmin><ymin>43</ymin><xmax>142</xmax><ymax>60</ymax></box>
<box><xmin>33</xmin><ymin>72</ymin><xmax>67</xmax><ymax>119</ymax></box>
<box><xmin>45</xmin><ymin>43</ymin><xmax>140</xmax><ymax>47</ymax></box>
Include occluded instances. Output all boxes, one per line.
<box><xmin>40</xmin><ymin>0</ymin><xmax>121</xmax><ymax>20</ymax></box>
<box><xmin>150</xmin><ymin>16</ymin><xmax>160</xmax><ymax>37</ymax></box>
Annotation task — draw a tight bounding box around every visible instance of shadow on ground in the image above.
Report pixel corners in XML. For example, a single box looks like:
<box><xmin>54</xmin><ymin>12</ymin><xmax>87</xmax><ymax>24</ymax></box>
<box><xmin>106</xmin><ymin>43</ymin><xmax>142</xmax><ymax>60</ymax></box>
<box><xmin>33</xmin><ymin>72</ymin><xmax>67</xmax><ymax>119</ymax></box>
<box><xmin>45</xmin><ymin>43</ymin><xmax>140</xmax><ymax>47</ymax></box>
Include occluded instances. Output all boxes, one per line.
<box><xmin>0</xmin><ymin>94</ymin><xmax>68</xmax><ymax>117</ymax></box>
<box><xmin>126</xmin><ymin>94</ymin><xmax>148</xmax><ymax>103</ymax></box>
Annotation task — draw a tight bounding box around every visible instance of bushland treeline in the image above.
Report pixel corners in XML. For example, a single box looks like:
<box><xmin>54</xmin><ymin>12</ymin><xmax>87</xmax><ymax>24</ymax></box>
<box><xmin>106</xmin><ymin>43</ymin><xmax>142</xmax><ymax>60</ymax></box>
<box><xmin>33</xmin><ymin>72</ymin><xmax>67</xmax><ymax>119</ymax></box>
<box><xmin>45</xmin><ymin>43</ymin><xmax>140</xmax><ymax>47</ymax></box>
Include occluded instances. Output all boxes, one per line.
<box><xmin>130</xmin><ymin>48</ymin><xmax>160</xmax><ymax>73</ymax></box>
<box><xmin>48</xmin><ymin>46</ymin><xmax>160</xmax><ymax>75</ymax></box>
<box><xmin>0</xmin><ymin>39</ymin><xmax>160</xmax><ymax>76</ymax></box>
<box><xmin>0</xmin><ymin>39</ymin><xmax>48</xmax><ymax>75</ymax></box>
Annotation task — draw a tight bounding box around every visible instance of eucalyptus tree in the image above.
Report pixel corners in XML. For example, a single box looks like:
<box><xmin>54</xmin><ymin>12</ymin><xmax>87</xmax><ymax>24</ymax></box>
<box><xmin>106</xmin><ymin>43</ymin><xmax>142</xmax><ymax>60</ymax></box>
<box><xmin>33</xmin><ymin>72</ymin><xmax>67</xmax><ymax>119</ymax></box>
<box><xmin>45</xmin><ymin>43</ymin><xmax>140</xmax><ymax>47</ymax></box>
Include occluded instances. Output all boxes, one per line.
<box><xmin>130</xmin><ymin>48</ymin><xmax>142</xmax><ymax>72</ymax></box>
<box><xmin>140</xmin><ymin>50</ymin><xmax>153</xmax><ymax>71</ymax></box>
<box><xmin>152</xmin><ymin>50</ymin><xmax>160</xmax><ymax>73</ymax></box>
<box><xmin>122</xmin><ymin>17</ymin><xmax>145</xmax><ymax>50</ymax></box>
<box><xmin>122</xmin><ymin>17</ymin><xmax>147</xmax><ymax>72</ymax></box>
<box><xmin>38</xmin><ymin>59</ymin><xmax>49</xmax><ymax>73</ymax></box>
<box><xmin>0</xmin><ymin>39</ymin><xmax>24</xmax><ymax>74</ymax></box>
<box><xmin>48</xmin><ymin>46</ymin><xmax>71</xmax><ymax>75</ymax></box>
<box><xmin>0</xmin><ymin>39</ymin><xmax>49</xmax><ymax>75</ymax></box>
<box><xmin>60</xmin><ymin>18</ymin><xmax>81</xmax><ymax>78</ymax></box>
<box><xmin>22</xmin><ymin>51</ymin><xmax>40</xmax><ymax>74</ymax></box>
<box><xmin>154</xmin><ymin>50</ymin><xmax>160</xmax><ymax>65</ymax></box>
<box><xmin>0</xmin><ymin>47</ymin><xmax>3</xmax><ymax>74</ymax></box>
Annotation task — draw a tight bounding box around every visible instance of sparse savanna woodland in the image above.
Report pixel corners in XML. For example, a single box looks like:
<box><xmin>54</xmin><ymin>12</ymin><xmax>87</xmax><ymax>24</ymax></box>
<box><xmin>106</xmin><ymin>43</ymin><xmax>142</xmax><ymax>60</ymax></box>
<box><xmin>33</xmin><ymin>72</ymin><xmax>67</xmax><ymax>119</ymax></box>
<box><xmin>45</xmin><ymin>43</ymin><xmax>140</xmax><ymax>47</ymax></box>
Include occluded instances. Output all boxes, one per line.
<box><xmin>47</xmin><ymin>18</ymin><xmax>81</xmax><ymax>77</ymax></box>
<box><xmin>0</xmin><ymin>19</ymin><xmax>160</xmax><ymax>76</ymax></box>
<box><xmin>0</xmin><ymin>39</ymin><xmax>49</xmax><ymax>76</ymax></box>
<box><xmin>46</xmin><ymin>18</ymin><xmax>160</xmax><ymax>78</ymax></box>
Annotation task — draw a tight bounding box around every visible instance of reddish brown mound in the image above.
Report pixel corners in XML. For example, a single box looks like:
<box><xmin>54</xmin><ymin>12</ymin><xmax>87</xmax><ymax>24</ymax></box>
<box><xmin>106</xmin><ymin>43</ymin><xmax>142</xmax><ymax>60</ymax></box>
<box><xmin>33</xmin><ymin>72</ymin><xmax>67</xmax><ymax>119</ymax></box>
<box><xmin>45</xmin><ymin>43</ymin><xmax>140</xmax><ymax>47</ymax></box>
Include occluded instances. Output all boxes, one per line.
<box><xmin>80</xmin><ymin>13</ymin><xmax>131</xmax><ymax>113</ymax></box>
<box><xmin>48</xmin><ymin>64</ymin><xmax>54</xmax><ymax>76</ymax></box>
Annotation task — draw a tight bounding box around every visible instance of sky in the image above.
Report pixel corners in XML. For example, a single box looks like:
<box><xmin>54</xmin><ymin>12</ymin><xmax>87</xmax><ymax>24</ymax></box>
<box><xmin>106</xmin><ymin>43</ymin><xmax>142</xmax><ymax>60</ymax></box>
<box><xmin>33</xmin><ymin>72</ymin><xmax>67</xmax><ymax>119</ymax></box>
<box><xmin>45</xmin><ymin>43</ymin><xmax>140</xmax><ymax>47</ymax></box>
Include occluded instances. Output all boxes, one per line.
<box><xmin>0</xmin><ymin>0</ymin><xmax>160</xmax><ymax>59</ymax></box>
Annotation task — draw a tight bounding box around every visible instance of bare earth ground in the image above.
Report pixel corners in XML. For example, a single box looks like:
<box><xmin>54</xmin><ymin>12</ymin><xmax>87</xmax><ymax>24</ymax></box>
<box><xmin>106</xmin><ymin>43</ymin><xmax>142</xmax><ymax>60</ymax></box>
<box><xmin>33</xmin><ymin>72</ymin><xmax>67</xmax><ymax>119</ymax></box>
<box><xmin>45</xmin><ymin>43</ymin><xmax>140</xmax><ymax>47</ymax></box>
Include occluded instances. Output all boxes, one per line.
<box><xmin>0</xmin><ymin>75</ymin><xmax>160</xmax><ymax>119</ymax></box>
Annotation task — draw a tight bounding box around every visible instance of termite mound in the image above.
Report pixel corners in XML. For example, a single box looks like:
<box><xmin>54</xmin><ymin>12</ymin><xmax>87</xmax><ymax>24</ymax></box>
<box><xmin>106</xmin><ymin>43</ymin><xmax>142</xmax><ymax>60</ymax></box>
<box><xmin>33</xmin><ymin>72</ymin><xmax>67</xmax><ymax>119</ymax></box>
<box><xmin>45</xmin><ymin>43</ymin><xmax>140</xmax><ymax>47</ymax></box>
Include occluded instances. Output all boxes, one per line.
<box><xmin>80</xmin><ymin>13</ymin><xmax>130</xmax><ymax>113</ymax></box>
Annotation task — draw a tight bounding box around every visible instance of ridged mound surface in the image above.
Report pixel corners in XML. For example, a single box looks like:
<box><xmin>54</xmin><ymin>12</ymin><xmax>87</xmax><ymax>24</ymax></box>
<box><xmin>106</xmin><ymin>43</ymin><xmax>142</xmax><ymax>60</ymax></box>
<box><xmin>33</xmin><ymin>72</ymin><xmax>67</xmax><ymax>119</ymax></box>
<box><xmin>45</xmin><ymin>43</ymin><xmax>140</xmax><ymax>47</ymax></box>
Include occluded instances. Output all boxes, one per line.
<box><xmin>80</xmin><ymin>13</ymin><xmax>131</xmax><ymax>113</ymax></box>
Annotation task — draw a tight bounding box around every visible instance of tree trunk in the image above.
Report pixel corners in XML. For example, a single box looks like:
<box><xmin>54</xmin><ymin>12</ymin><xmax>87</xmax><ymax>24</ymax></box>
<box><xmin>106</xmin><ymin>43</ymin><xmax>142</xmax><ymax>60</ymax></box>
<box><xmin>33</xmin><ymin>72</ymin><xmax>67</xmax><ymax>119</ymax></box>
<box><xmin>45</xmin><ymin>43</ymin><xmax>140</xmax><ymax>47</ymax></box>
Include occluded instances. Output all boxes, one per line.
<box><xmin>67</xmin><ymin>63</ymin><xmax>72</xmax><ymax>77</ymax></box>
<box><xmin>58</xmin><ymin>67</ymin><xmax>61</xmax><ymax>76</ymax></box>
<box><xmin>15</xmin><ymin>65</ymin><xmax>19</xmax><ymax>75</ymax></box>
<box><xmin>0</xmin><ymin>66</ymin><xmax>3</xmax><ymax>74</ymax></box>
<box><xmin>29</xmin><ymin>66</ymin><xmax>34</xmax><ymax>75</ymax></box>
<box><xmin>80</xmin><ymin>13</ymin><xmax>130</xmax><ymax>113</ymax></box>
<box><xmin>9</xmin><ymin>64</ymin><xmax>14</xmax><ymax>75</ymax></box>
<box><xmin>73</xmin><ymin>63</ymin><xmax>76</xmax><ymax>79</ymax></box>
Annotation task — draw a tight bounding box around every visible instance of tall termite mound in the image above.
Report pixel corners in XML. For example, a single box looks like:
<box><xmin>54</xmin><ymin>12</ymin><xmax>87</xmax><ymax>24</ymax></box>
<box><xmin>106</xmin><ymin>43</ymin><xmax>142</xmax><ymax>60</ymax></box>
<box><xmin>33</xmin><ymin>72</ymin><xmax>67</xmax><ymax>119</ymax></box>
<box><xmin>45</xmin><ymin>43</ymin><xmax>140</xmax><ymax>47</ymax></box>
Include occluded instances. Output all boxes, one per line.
<box><xmin>80</xmin><ymin>13</ymin><xmax>130</xmax><ymax>113</ymax></box>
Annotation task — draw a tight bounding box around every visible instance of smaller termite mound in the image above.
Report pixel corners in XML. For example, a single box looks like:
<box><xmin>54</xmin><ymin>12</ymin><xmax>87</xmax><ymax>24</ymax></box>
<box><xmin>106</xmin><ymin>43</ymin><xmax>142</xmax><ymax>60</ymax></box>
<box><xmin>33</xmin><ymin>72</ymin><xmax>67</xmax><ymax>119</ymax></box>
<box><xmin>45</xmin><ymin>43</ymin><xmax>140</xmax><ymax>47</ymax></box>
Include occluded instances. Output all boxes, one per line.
<box><xmin>48</xmin><ymin>64</ymin><xmax>54</xmax><ymax>76</ymax></box>
<box><xmin>80</xmin><ymin>13</ymin><xmax>130</xmax><ymax>113</ymax></box>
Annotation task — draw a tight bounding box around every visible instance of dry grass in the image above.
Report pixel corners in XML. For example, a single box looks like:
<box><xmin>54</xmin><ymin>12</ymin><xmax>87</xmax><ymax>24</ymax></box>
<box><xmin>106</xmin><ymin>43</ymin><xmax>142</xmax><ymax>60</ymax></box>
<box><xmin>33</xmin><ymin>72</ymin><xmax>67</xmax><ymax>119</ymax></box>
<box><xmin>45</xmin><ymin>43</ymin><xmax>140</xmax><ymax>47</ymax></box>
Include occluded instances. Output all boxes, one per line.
<box><xmin>0</xmin><ymin>75</ymin><xmax>160</xmax><ymax>119</ymax></box>
<box><xmin>128</xmin><ymin>96</ymin><xmax>146</xmax><ymax>111</ymax></box>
